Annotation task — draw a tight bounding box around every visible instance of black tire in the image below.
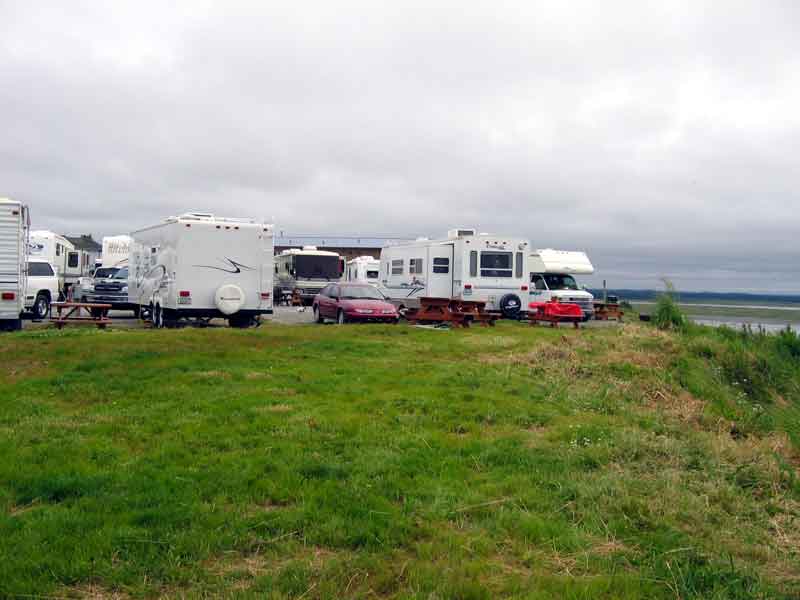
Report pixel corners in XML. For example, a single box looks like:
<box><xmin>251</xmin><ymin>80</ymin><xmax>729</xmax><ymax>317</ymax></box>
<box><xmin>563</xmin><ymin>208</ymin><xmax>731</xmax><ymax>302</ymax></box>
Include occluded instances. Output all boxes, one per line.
<box><xmin>313</xmin><ymin>305</ymin><xmax>324</xmax><ymax>324</ymax></box>
<box><xmin>337</xmin><ymin>309</ymin><xmax>347</xmax><ymax>325</ymax></box>
<box><xmin>499</xmin><ymin>293</ymin><xmax>523</xmax><ymax>320</ymax></box>
<box><xmin>132</xmin><ymin>305</ymin><xmax>141</xmax><ymax>318</ymax></box>
<box><xmin>153</xmin><ymin>305</ymin><xmax>163</xmax><ymax>328</ymax></box>
<box><xmin>228</xmin><ymin>314</ymin><xmax>252</xmax><ymax>328</ymax></box>
<box><xmin>32</xmin><ymin>294</ymin><xmax>50</xmax><ymax>320</ymax></box>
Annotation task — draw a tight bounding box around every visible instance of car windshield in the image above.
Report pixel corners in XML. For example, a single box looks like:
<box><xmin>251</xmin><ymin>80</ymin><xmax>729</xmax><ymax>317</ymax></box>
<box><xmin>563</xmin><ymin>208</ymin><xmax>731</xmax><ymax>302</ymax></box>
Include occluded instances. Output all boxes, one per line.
<box><xmin>112</xmin><ymin>267</ymin><xmax>129</xmax><ymax>280</ymax></box>
<box><xmin>543</xmin><ymin>274</ymin><xmax>579</xmax><ymax>290</ymax></box>
<box><xmin>94</xmin><ymin>267</ymin><xmax>118</xmax><ymax>279</ymax></box>
<box><xmin>339</xmin><ymin>286</ymin><xmax>386</xmax><ymax>300</ymax></box>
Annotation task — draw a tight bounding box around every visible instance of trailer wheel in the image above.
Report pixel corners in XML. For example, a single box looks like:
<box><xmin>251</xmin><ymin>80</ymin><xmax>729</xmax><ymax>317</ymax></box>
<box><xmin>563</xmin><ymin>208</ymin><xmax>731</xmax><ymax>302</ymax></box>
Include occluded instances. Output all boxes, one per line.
<box><xmin>228</xmin><ymin>314</ymin><xmax>253</xmax><ymax>328</ymax></box>
<box><xmin>153</xmin><ymin>305</ymin><xmax>163</xmax><ymax>328</ymax></box>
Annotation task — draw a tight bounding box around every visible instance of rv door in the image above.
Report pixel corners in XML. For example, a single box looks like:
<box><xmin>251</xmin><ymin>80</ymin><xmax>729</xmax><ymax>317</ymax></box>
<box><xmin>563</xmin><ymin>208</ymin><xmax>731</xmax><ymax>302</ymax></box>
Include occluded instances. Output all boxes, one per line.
<box><xmin>427</xmin><ymin>245</ymin><xmax>454</xmax><ymax>299</ymax></box>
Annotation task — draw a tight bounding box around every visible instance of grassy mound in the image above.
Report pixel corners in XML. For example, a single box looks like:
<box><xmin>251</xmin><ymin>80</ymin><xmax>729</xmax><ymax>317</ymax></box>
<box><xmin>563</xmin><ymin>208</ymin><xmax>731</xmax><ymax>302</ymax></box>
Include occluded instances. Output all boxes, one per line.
<box><xmin>0</xmin><ymin>321</ymin><xmax>798</xmax><ymax>598</ymax></box>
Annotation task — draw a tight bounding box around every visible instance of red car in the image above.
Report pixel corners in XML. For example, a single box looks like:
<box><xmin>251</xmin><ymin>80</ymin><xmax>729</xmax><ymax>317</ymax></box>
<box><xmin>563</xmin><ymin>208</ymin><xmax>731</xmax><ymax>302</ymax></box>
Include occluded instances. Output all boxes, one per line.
<box><xmin>313</xmin><ymin>283</ymin><xmax>399</xmax><ymax>324</ymax></box>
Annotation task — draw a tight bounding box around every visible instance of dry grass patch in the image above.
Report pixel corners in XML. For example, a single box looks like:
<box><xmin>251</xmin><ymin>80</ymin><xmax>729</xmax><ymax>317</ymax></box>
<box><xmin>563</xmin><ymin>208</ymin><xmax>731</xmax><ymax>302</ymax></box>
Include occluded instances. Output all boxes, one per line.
<box><xmin>257</xmin><ymin>403</ymin><xmax>293</xmax><ymax>413</ymax></box>
<box><xmin>195</xmin><ymin>370</ymin><xmax>231</xmax><ymax>379</ymax></box>
<box><xmin>61</xmin><ymin>583</ymin><xmax>131</xmax><ymax>599</ymax></box>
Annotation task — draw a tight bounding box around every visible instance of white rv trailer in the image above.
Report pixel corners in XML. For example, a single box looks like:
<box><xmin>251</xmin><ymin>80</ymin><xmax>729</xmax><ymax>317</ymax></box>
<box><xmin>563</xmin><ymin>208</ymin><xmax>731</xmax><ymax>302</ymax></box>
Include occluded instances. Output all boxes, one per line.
<box><xmin>101</xmin><ymin>235</ymin><xmax>132</xmax><ymax>268</ymax></box>
<box><xmin>128</xmin><ymin>212</ymin><xmax>274</xmax><ymax>327</ymax></box>
<box><xmin>0</xmin><ymin>198</ymin><xmax>29</xmax><ymax>331</ymax></box>
<box><xmin>28</xmin><ymin>230</ymin><xmax>88</xmax><ymax>297</ymax></box>
<box><xmin>344</xmin><ymin>255</ymin><xmax>381</xmax><ymax>285</ymax></box>
<box><xmin>529</xmin><ymin>249</ymin><xmax>595</xmax><ymax>320</ymax></box>
<box><xmin>380</xmin><ymin>229</ymin><xmax>530</xmax><ymax>317</ymax></box>
<box><xmin>274</xmin><ymin>247</ymin><xmax>343</xmax><ymax>304</ymax></box>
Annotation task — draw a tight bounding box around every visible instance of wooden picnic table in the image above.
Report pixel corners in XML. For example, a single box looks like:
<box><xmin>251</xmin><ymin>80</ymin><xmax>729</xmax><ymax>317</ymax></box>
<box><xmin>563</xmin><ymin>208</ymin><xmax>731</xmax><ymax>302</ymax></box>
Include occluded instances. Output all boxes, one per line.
<box><xmin>593</xmin><ymin>301</ymin><xmax>624</xmax><ymax>321</ymax></box>
<box><xmin>50</xmin><ymin>302</ymin><xmax>112</xmax><ymax>330</ymax></box>
<box><xmin>404</xmin><ymin>297</ymin><xmax>498</xmax><ymax>328</ymax></box>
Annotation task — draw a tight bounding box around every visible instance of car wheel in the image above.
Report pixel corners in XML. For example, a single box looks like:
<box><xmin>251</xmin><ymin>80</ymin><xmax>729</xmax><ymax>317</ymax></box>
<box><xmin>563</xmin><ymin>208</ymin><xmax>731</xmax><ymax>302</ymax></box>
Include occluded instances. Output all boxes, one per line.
<box><xmin>33</xmin><ymin>294</ymin><xmax>49</xmax><ymax>320</ymax></box>
<box><xmin>337</xmin><ymin>309</ymin><xmax>346</xmax><ymax>325</ymax></box>
<box><xmin>313</xmin><ymin>305</ymin><xmax>324</xmax><ymax>324</ymax></box>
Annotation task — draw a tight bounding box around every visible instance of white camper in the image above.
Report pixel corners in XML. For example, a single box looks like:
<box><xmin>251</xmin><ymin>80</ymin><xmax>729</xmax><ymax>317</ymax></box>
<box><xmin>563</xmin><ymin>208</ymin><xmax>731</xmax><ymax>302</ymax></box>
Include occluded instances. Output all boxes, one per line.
<box><xmin>344</xmin><ymin>255</ymin><xmax>381</xmax><ymax>285</ymax></box>
<box><xmin>529</xmin><ymin>249</ymin><xmax>595</xmax><ymax>320</ymax></box>
<box><xmin>274</xmin><ymin>247</ymin><xmax>343</xmax><ymax>304</ymax></box>
<box><xmin>380</xmin><ymin>229</ymin><xmax>530</xmax><ymax>317</ymax></box>
<box><xmin>128</xmin><ymin>212</ymin><xmax>274</xmax><ymax>327</ymax></box>
<box><xmin>101</xmin><ymin>235</ymin><xmax>132</xmax><ymax>268</ymax></box>
<box><xmin>0</xmin><ymin>198</ymin><xmax>29</xmax><ymax>331</ymax></box>
<box><xmin>28</xmin><ymin>230</ymin><xmax>88</xmax><ymax>297</ymax></box>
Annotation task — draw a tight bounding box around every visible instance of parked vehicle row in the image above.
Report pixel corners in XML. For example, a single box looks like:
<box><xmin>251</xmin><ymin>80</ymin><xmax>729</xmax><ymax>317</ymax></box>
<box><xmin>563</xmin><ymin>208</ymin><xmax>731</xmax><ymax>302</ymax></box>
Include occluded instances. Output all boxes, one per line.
<box><xmin>0</xmin><ymin>198</ymin><xmax>598</xmax><ymax>331</ymax></box>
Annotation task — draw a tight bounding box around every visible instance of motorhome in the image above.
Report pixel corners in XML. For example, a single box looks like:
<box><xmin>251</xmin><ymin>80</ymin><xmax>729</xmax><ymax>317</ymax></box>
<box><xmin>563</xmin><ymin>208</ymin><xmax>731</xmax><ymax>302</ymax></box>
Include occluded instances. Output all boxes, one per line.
<box><xmin>274</xmin><ymin>247</ymin><xmax>343</xmax><ymax>304</ymax></box>
<box><xmin>0</xmin><ymin>198</ymin><xmax>29</xmax><ymax>331</ymax></box>
<box><xmin>380</xmin><ymin>229</ymin><xmax>530</xmax><ymax>317</ymax></box>
<box><xmin>128</xmin><ymin>212</ymin><xmax>274</xmax><ymax>327</ymax></box>
<box><xmin>529</xmin><ymin>249</ymin><xmax>595</xmax><ymax>320</ymax></box>
<box><xmin>101</xmin><ymin>235</ymin><xmax>132</xmax><ymax>268</ymax></box>
<box><xmin>344</xmin><ymin>255</ymin><xmax>381</xmax><ymax>286</ymax></box>
<box><xmin>29</xmin><ymin>230</ymin><xmax>88</xmax><ymax>297</ymax></box>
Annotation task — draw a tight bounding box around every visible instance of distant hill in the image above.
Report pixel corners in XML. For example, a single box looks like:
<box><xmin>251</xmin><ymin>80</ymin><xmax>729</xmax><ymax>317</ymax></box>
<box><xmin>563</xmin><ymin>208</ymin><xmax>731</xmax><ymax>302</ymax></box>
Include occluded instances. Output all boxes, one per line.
<box><xmin>589</xmin><ymin>289</ymin><xmax>800</xmax><ymax>305</ymax></box>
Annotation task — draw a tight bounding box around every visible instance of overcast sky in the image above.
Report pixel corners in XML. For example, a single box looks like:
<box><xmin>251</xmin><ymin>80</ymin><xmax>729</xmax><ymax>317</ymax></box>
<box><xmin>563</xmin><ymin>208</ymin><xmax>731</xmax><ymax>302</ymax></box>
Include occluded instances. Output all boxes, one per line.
<box><xmin>1</xmin><ymin>1</ymin><xmax>798</xmax><ymax>292</ymax></box>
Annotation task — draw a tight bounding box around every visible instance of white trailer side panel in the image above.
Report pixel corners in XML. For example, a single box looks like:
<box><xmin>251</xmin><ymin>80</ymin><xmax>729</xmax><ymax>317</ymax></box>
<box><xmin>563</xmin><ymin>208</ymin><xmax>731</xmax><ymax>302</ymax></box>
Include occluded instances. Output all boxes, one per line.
<box><xmin>0</xmin><ymin>199</ymin><xmax>27</xmax><ymax>323</ymax></box>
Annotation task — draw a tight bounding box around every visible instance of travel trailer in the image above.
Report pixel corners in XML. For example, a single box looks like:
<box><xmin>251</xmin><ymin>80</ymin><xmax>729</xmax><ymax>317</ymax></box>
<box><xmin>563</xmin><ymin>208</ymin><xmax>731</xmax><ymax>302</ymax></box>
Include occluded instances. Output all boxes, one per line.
<box><xmin>128</xmin><ymin>212</ymin><xmax>274</xmax><ymax>327</ymax></box>
<box><xmin>100</xmin><ymin>235</ymin><xmax>132</xmax><ymax>268</ymax></box>
<box><xmin>28</xmin><ymin>230</ymin><xmax>88</xmax><ymax>297</ymax></box>
<box><xmin>529</xmin><ymin>249</ymin><xmax>595</xmax><ymax>320</ymax></box>
<box><xmin>0</xmin><ymin>198</ymin><xmax>29</xmax><ymax>331</ymax></box>
<box><xmin>344</xmin><ymin>255</ymin><xmax>381</xmax><ymax>285</ymax></box>
<box><xmin>274</xmin><ymin>247</ymin><xmax>343</xmax><ymax>304</ymax></box>
<box><xmin>380</xmin><ymin>229</ymin><xmax>530</xmax><ymax>317</ymax></box>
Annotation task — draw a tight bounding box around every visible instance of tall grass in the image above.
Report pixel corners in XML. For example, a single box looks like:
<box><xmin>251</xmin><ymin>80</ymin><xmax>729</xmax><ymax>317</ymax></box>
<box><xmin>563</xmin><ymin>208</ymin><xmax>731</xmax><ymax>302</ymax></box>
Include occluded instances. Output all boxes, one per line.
<box><xmin>653</xmin><ymin>279</ymin><xmax>687</xmax><ymax>330</ymax></box>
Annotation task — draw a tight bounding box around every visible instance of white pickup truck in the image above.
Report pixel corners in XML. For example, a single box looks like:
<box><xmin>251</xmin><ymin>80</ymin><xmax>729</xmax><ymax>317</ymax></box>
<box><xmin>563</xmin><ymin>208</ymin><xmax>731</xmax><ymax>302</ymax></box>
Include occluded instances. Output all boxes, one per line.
<box><xmin>529</xmin><ymin>249</ymin><xmax>595</xmax><ymax>321</ymax></box>
<box><xmin>25</xmin><ymin>260</ymin><xmax>60</xmax><ymax>320</ymax></box>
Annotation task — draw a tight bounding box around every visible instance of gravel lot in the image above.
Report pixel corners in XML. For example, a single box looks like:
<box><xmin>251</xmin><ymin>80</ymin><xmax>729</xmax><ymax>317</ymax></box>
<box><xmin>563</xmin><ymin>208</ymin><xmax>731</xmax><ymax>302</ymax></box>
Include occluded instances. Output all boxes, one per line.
<box><xmin>21</xmin><ymin>306</ymin><xmax>621</xmax><ymax>330</ymax></box>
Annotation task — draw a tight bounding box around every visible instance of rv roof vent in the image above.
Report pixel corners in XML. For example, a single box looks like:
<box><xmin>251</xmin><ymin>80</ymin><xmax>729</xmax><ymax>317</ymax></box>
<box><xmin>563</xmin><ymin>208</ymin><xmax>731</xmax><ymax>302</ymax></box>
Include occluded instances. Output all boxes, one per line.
<box><xmin>302</xmin><ymin>245</ymin><xmax>318</xmax><ymax>251</ymax></box>
<box><xmin>447</xmin><ymin>228</ymin><xmax>476</xmax><ymax>238</ymax></box>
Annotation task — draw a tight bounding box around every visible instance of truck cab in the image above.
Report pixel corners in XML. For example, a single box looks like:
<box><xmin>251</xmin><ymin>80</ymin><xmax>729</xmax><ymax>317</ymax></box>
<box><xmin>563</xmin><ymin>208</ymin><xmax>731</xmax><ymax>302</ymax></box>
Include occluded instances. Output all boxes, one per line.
<box><xmin>529</xmin><ymin>249</ymin><xmax>595</xmax><ymax>321</ymax></box>
<box><xmin>25</xmin><ymin>260</ymin><xmax>60</xmax><ymax>320</ymax></box>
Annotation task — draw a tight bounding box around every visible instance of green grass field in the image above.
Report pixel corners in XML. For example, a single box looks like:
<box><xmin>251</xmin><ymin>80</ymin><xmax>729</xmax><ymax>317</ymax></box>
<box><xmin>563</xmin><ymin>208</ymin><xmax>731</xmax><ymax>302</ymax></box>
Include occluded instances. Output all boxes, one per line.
<box><xmin>1</xmin><ymin>321</ymin><xmax>799</xmax><ymax>599</ymax></box>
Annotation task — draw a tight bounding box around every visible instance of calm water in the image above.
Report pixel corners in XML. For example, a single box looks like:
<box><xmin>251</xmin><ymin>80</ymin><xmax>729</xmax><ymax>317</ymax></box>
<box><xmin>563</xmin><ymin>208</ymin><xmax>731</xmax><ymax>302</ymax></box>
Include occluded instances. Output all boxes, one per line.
<box><xmin>692</xmin><ymin>317</ymin><xmax>799</xmax><ymax>333</ymax></box>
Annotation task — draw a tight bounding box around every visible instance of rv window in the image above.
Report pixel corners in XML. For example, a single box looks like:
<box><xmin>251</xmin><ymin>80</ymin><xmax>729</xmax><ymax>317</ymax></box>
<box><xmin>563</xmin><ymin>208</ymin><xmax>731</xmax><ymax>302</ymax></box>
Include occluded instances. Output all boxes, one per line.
<box><xmin>56</xmin><ymin>244</ymin><xmax>61</xmax><ymax>257</ymax></box>
<box><xmin>366</xmin><ymin>270</ymin><xmax>379</xmax><ymax>279</ymax></box>
<box><xmin>469</xmin><ymin>251</ymin><xmax>477</xmax><ymax>276</ymax></box>
<box><xmin>480</xmin><ymin>252</ymin><xmax>513</xmax><ymax>278</ymax></box>
<box><xmin>433</xmin><ymin>257</ymin><xmax>449</xmax><ymax>274</ymax></box>
<box><xmin>68</xmin><ymin>252</ymin><xmax>79</xmax><ymax>268</ymax></box>
<box><xmin>515</xmin><ymin>252</ymin><xmax>523</xmax><ymax>278</ymax></box>
<box><xmin>391</xmin><ymin>259</ymin><xmax>403</xmax><ymax>275</ymax></box>
<box><xmin>409</xmin><ymin>258</ymin><xmax>424</xmax><ymax>274</ymax></box>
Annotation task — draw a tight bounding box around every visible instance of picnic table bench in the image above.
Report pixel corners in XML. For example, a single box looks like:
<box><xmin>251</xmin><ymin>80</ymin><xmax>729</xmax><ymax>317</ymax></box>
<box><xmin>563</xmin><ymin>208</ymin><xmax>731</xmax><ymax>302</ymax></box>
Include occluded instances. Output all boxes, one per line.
<box><xmin>404</xmin><ymin>297</ymin><xmax>498</xmax><ymax>328</ymax></box>
<box><xmin>50</xmin><ymin>302</ymin><xmax>112</xmax><ymax>330</ymax></box>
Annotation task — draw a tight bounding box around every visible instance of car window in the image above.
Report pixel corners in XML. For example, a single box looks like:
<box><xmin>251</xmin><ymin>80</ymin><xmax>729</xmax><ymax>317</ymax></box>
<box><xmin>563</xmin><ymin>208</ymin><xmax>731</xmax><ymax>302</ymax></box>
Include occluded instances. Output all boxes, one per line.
<box><xmin>329</xmin><ymin>285</ymin><xmax>340</xmax><ymax>299</ymax></box>
<box><xmin>339</xmin><ymin>285</ymin><xmax>386</xmax><ymax>300</ymax></box>
<box><xmin>28</xmin><ymin>262</ymin><xmax>54</xmax><ymax>277</ymax></box>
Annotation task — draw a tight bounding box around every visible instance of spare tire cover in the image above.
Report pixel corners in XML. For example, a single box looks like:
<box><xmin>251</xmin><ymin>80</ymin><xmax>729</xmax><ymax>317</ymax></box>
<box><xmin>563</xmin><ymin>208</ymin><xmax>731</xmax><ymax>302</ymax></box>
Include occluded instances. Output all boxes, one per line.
<box><xmin>215</xmin><ymin>284</ymin><xmax>246</xmax><ymax>315</ymax></box>
<box><xmin>499</xmin><ymin>293</ymin><xmax>522</xmax><ymax>319</ymax></box>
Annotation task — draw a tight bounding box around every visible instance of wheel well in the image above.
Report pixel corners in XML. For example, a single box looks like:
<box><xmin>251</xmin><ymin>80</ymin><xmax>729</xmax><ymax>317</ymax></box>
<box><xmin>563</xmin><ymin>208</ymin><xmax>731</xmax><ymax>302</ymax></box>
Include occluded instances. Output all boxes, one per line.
<box><xmin>37</xmin><ymin>290</ymin><xmax>51</xmax><ymax>301</ymax></box>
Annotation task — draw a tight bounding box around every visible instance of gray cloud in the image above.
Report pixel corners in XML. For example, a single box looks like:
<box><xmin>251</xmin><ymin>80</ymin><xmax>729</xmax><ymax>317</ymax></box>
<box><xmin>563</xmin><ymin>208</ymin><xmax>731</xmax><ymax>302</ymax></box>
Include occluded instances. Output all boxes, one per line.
<box><xmin>1</xmin><ymin>0</ymin><xmax>799</xmax><ymax>292</ymax></box>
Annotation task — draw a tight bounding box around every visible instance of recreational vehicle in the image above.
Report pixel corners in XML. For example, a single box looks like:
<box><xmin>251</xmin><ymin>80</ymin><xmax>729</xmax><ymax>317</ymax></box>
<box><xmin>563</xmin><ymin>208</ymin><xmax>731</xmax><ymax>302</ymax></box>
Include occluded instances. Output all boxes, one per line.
<box><xmin>128</xmin><ymin>212</ymin><xmax>274</xmax><ymax>327</ymax></box>
<box><xmin>100</xmin><ymin>235</ymin><xmax>132</xmax><ymax>268</ymax></box>
<box><xmin>529</xmin><ymin>249</ymin><xmax>595</xmax><ymax>320</ymax></box>
<box><xmin>344</xmin><ymin>255</ymin><xmax>381</xmax><ymax>285</ymax></box>
<box><xmin>380</xmin><ymin>229</ymin><xmax>530</xmax><ymax>318</ymax></box>
<box><xmin>29</xmin><ymin>230</ymin><xmax>88</xmax><ymax>297</ymax></box>
<box><xmin>0</xmin><ymin>198</ymin><xmax>29</xmax><ymax>331</ymax></box>
<box><xmin>274</xmin><ymin>247</ymin><xmax>343</xmax><ymax>304</ymax></box>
